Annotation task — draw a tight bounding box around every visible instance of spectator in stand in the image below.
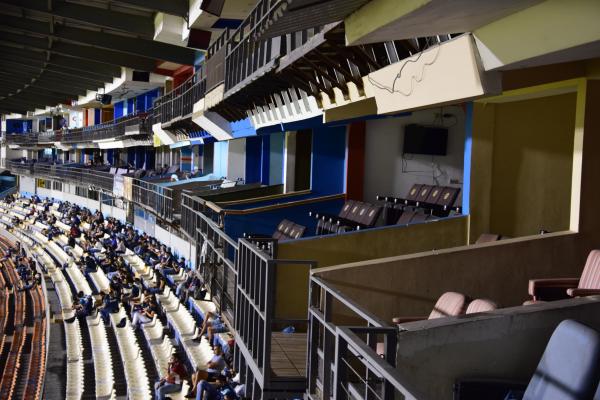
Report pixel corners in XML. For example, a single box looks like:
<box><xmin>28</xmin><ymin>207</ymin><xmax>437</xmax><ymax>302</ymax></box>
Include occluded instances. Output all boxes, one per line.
<box><xmin>189</xmin><ymin>374</ymin><xmax>238</xmax><ymax>400</ymax></box>
<box><xmin>187</xmin><ymin>343</ymin><xmax>227</xmax><ymax>398</ymax></box>
<box><xmin>98</xmin><ymin>290</ymin><xmax>119</xmax><ymax>325</ymax></box>
<box><xmin>193</xmin><ymin>312</ymin><xmax>227</xmax><ymax>345</ymax></box>
<box><xmin>155</xmin><ymin>353</ymin><xmax>188</xmax><ymax>400</ymax></box>
<box><xmin>131</xmin><ymin>296</ymin><xmax>159</xmax><ymax>328</ymax></box>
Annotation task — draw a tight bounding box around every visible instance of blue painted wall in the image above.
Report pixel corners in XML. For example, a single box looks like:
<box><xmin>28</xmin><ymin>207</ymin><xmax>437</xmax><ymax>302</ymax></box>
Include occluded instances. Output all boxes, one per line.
<box><xmin>462</xmin><ymin>102</ymin><xmax>473</xmax><ymax>214</ymax></box>
<box><xmin>245</xmin><ymin>136</ymin><xmax>262</xmax><ymax>184</ymax></box>
<box><xmin>311</xmin><ymin>125</ymin><xmax>347</xmax><ymax>195</ymax></box>
<box><xmin>127</xmin><ymin>98</ymin><xmax>135</xmax><ymax>115</ymax></box>
<box><xmin>6</xmin><ymin>119</ymin><xmax>32</xmax><ymax>134</ymax></box>
<box><xmin>114</xmin><ymin>101</ymin><xmax>125</xmax><ymax>119</ymax></box>
<box><xmin>213</xmin><ymin>141</ymin><xmax>228</xmax><ymax>177</ymax></box>
<box><xmin>94</xmin><ymin>109</ymin><xmax>101</xmax><ymax>124</ymax></box>
<box><xmin>223</xmin><ymin>197</ymin><xmax>345</xmax><ymax>241</ymax></box>
<box><xmin>136</xmin><ymin>88</ymin><xmax>161</xmax><ymax>112</ymax></box>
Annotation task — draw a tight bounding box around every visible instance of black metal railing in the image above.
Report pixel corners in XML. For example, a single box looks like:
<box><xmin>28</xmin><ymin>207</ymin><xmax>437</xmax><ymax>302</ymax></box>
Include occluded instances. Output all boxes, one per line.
<box><xmin>181</xmin><ymin>192</ymin><xmax>238</xmax><ymax>320</ymax></box>
<box><xmin>153</xmin><ymin>69</ymin><xmax>207</xmax><ymax>125</ymax></box>
<box><xmin>131</xmin><ymin>179</ymin><xmax>175</xmax><ymax>221</ymax></box>
<box><xmin>3</xmin><ymin>112</ymin><xmax>151</xmax><ymax>147</ymax></box>
<box><xmin>308</xmin><ymin>276</ymin><xmax>420</xmax><ymax>400</ymax></box>
<box><xmin>59</xmin><ymin>112</ymin><xmax>152</xmax><ymax>143</ymax></box>
<box><xmin>206</xmin><ymin>29</ymin><xmax>231</xmax><ymax>93</ymax></box>
<box><xmin>224</xmin><ymin>0</ymin><xmax>284</xmax><ymax>93</ymax></box>
<box><xmin>234</xmin><ymin>238</ymin><xmax>315</xmax><ymax>397</ymax></box>
<box><xmin>7</xmin><ymin>161</ymin><xmax>114</xmax><ymax>192</ymax></box>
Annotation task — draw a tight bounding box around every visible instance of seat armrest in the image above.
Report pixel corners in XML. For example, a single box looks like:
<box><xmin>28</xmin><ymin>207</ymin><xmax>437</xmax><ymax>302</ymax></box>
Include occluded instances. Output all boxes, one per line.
<box><xmin>566</xmin><ymin>288</ymin><xmax>600</xmax><ymax>297</ymax></box>
<box><xmin>392</xmin><ymin>316</ymin><xmax>427</xmax><ymax>324</ymax></box>
<box><xmin>528</xmin><ymin>278</ymin><xmax>580</xmax><ymax>300</ymax></box>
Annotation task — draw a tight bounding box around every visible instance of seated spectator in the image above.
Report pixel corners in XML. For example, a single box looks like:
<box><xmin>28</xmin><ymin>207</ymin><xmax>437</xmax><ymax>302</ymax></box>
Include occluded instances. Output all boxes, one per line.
<box><xmin>193</xmin><ymin>312</ymin><xmax>227</xmax><ymax>345</ymax></box>
<box><xmin>98</xmin><ymin>290</ymin><xmax>119</xmax><ymax>325</ymax></box>
<box><xmin>131</xmin><ymin>296</ymin><xmax>159</xmax><ymax>328</ymax></box>
<box><xmin>189</xmin><ymin>374</ymin><xmax>238</xmax><ymax>400</ymax></box>
<box><xmin>155</xmin><ymin>353</ymin><xmax>188</xmax><ymax>400</ymax></box>
<box><xmin>187</xmin><ymin>344</ymin><xmax>228</xmax><ymax>398</ymax></box>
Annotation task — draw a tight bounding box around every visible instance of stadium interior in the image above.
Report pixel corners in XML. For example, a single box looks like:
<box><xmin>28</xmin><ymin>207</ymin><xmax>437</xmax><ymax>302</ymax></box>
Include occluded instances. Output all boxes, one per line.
<box><xmin>0</xmin><ymin>0</ymin><xmax>600</xmax><ymax>399</ymax></box>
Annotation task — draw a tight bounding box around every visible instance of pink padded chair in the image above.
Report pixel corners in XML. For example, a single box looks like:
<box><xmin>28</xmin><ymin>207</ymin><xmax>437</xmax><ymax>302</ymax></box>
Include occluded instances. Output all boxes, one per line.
<box><xmin>466</xmin><ymin>299</ymin><xmax>498</xmax><ymax>314</ymax></box>
<box><xmin>528</xmin><ymin>250</ymin><xmax>600</xmax><ymax>302</ymax></box>
<box><xmin>392</xmin><ymin>292</ymin><xmax>468</xmax><ymax>324</ymax></box>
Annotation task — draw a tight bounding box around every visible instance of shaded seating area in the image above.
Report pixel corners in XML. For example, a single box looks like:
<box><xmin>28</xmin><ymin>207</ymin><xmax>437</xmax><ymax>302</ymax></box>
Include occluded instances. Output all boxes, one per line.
<box><xmin>393</xmin><ymin>292</ymin><xmax>499</xmax><ymax>325</ymax></box>
<box><xmin>312</xmin><ymin>200</ymin><xmax>382</xmax><ymax>235</ymax></box>
<box><xmin>379</xmin><ymin>184</ymin><xmax>462</xmax><ymax>224</ymax></box>
<box><xmin>245</xmin><ymin>219</ymin><xmax>307</xmax><ymax>242</ymax></box>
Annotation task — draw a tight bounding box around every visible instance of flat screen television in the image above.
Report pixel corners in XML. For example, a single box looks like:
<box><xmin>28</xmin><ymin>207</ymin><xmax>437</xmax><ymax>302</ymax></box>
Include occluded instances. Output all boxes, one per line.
<box><xmin>403</xmin><ymin>124</ymin><xmax>448</xmax><ymax>156</ymax></box>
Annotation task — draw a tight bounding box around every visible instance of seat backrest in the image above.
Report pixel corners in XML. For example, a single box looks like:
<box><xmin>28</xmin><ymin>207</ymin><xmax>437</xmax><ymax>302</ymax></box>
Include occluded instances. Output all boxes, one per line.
<box><xmin>359</xmin><ymin>205</ymin><xmax>382</xmax><ymax>227</ymax></box>
<box><xmin>406</xmin><ymin>184</ymin><xmax>422</xmax><ymax>201</ymax></box>
<box><xmin>437</xmin><ymin>187</ymin><xmax>461</xmax><ymax>207</ymax></box>
<box><xmin>428</xmin><ymin>292</ymin><xmax>468</xmax><ymax>320</ymax></box>
<box><xmin>354</xmin><ymin>203</ymin><xmax>372</xmax><ymax>224</ymax></box>
<box><xmin>417</xmin><ymin>185</ymin><xmax>434</xmax><ymax>203</ymax></box>
<box><xmin>425</xmin><ymin>186</ymin><xmax>443</xmax><ymax>204</ymax></box>
<box><xmin>466</xmin><ymin>299</ymin><xmax>497</xmax><ymax>314</ymax></box>
<box><xmin>347</xmin><ymin>201</ymin><xmax>363</xmax><ymax>222</ymax></box>
<box><xmin>578</xmin><ymin>250</ymin><xmax>600</xmax><ymax>289</ymax></box>
<box><xmin>338</xmin><ymin>200</ymin><xmax>355</xmax><ymax>219</ymax></box>
<box><xmin>524</xmin><ymin>320</ymin><xmax>600</xmax><ymax>400</ymax></box>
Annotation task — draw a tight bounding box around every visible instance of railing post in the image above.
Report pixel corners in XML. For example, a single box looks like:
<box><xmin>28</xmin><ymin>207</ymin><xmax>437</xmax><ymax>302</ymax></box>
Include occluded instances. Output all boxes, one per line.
<box><xmin>333</xmin><ymin>331</ymin><xmax>348</xmax><ymax>400</ymax></box>
<box><xmin>322</xmin><ymin>289</ymin><xmax>335</xmax><ymax>400</ymax></box>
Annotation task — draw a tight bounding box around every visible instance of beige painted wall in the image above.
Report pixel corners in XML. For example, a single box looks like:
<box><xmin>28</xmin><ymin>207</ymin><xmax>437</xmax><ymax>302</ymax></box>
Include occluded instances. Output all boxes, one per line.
<box><xmin>490</xmin><ymin>93</ymin><xmax>576</xmax><ymax>237</ymax></box>
<box><xmin>277</xmin><ymin>216</ymin><xmax>468</xmax><ymax>269</ymax></box>
<box><xmin>274</xmin><ymin>216</ymin><xmax>469</xmax><ymax>320</ymax></box>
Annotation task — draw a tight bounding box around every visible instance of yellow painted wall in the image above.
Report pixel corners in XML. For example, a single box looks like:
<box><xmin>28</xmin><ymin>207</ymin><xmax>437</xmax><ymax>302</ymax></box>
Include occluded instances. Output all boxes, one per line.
<box><xmin>278</xmin><ymin>216</ymin><xmax>468</xmax><ymax>268</ymax></box>
<box><xmin>275</xmin><ymin>216</ymin><xmax>469</xmax><ymax>320</ymax></box>
<box><xmin>489</xmin><ymin>93</ymin><xmax>576</xmax><ymax>237</ymax></box>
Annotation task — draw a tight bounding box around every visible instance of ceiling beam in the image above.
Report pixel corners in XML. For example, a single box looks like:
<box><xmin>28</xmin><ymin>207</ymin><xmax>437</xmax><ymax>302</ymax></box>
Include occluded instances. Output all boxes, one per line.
<box><xmin>0</xmin><ymin>74</ymin><xmax>88</xmax><ymax>96</ymax></box>
<box><xmin>0</xmin><ymin>32</ymin><xmax>157</xmax><ymax>71</ymax></box>
<box><xmin>0</xmin><ymin>56</ymin><xmax>116</xmax><ymax>83</ymax></box>
<box><xmin>0</xmin><ymin>0</ymin><xmax>155</xmax><ymax>37</ymax></box>
<box><xmin>0</xmin><ymin>67</ymin><xmax>98</xmax><ymax>90</ymax></box>
<box><xmin>0</xmin><ymin>97</ymin><xmax>49</xmax><ymax>110</ymax></box>
<box><xmin>0</xmin><ymin>14</ymin><xmax>199</xmax><ymax>64</ymax></box>
<box><xmin>0</xmin><ymin>45</ymin><xmax>122</xmax><ymax>77</ymax></box>
<box><xmin>0</xmin><ymin>105</ymin><xmax>28</xmax><ymax>114</ymax></box>
<box><xmin>114</xmin><ymin>0</ymin><xmax>188</xmax><ymax>17</ymax></box>
<box><xmin>0</xmin><ymin>62</ymin><xmax>108</xmax><ymax>87</ymax></box>
<box><xmin>1</xmin><ymin>90</ymin><xmax>68</xmax><ymax>105</ymax></box>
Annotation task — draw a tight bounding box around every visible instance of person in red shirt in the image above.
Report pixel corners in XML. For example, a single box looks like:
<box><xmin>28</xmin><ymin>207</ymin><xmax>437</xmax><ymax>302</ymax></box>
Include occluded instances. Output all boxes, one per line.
<box><xmin>155</xmin><ymin>353</ymin><xmax>188</xmax><ymax>400</ymax></box>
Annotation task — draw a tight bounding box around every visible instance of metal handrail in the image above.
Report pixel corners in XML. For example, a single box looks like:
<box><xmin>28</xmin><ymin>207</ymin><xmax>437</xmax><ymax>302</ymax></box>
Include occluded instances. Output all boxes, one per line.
<box><xmin>153</xmin><ymin>69</ymin><xmax>207</xmax><ymax>125</ymax></box>
<box><xmin>7</xmin><ymin>161</ymin><xmax>114</xmax><ymax>192</ymax></box>
<box><xmin>3</xmin><ymin>112</ymin><xmax>151</xmax><ymax>146</ymax></box>
<box><xmin>131</xmin><ymin>179</ymin><xmax>175</xmax><ymax>221</ymax></box>
<box><xmin>308</xmin><ymin>275</ymin><xmax>396</xmax><ymax>400</ymax></box>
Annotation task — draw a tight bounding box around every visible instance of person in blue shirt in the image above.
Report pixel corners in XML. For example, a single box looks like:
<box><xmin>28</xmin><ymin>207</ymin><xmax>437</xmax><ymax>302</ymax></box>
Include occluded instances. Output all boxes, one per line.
<box><xmin>190</xmin><ymin>375</ymin><xmax>238</xmax><ymax>400</ymax></box>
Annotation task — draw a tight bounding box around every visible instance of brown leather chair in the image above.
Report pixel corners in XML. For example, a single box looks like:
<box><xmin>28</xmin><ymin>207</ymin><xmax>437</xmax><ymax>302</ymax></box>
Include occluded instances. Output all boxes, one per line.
<box><xmin>528</xmin><ymin>250</ymin><xmax>600</xmax><ymax>302</ymax></box>
<box><xmin>466</xmin><ymin>299</ymin><xmax>498</xmax><ymax>314</ymax></box>
<box><xmin>393</xmin><ymin>292</ymin><xmax>468</xmax><ymax>324</ymax></box>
